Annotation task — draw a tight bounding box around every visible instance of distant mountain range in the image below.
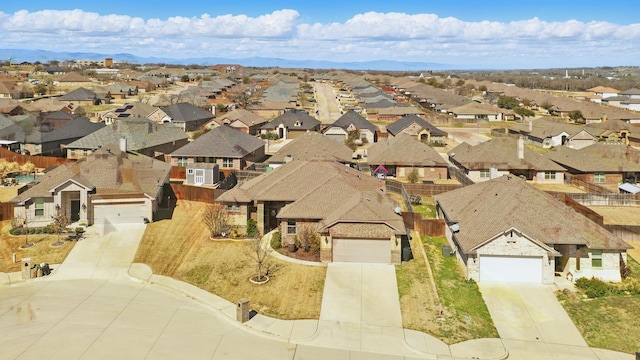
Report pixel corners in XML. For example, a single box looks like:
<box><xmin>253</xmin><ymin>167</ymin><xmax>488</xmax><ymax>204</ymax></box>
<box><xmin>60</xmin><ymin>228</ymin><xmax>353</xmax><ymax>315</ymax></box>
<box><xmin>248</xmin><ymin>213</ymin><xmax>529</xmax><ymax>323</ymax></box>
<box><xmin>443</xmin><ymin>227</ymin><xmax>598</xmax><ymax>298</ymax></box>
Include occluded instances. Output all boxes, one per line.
<box><xmin>0</xmin><ymin>48</ymin><xmax>454</xmax><ymax>71</ymax></box>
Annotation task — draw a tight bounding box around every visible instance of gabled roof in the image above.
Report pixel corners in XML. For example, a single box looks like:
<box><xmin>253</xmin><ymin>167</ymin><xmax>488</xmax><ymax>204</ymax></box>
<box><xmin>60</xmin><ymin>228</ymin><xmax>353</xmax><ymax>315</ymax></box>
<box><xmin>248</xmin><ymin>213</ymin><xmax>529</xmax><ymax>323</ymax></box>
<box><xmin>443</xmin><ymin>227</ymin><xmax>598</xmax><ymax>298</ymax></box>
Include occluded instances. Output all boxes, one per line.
<box><xmin>546</xmin><ymin>142</ymin><xmax>640</xmax><ymax>172</ymax></box>
<box><xmin>261</xmin><ymin>109</ymin><xmax>320</xmax><ymax>130</ymax></box>
<box><xmin>448</xmin><ymin>102</ymin><xmax>501</xmax><ymax>115</ymax></box>
<box><xmin>386</xmin><ymin>114</ymin><xmax>447</xmax><ymax>136</ymax></box>
<box><xmin>11</xmin><ymin>144</ymin><xmax>171</xmax><ymax>204</ymax></box>
<box><xmin>65</xmin><ymin>117</ymin><xmax>188</xmax><ymax>151</ymax></box>
<box><xmin>169</xmin><ymin>125</ymin><xmax>265</xmax><ymax>158</ymax></box>
<box><xmin>327</xmin><ymin>110</ymin><xmax>377</xmax><ymax>133</ymax></box>
<box><xmin>619</xmin><ymin>88</ymin><xmax>640</xmax><ymax>96</ymax></box>
<box><xmin>588</xmin><ymin>86</ymin><xmax>620</xmax><ymax>93</ymax></box>
<box><xmin>367</xmin><ymin>134</ymin><xmax>448</xmax><ymax>166</ymax></box>
<box><xmin>434</xmin><ymin>175</ymin><xmax>631</xmax><ymax>252</ymax></box>
<box><xmin>268</xmin><ymin>131</ymin><xmax>353</xmax><ymax>163</ymax></box>
<box><xmin>217</xmin><ymin>160</ymin><xmax>405</xmax><ymax>236</ymax></box>
<box><xmin>161</xmin><ymin>102</ymin><xmax>214</xmax><ymax>123</ymax></box>
<box><xmin>24</xmin><ymin>117</ymin><xmax>105</xmax><ymax>144</ymax></box>
<box><xmin>449</xmin><ymin>137</ymin><xmax>565</xmax><ymax>171</ymax></box>
<box><xmin>510</xmin><ymin>117</ymin><xmax>589</xmax><ymax>139</ymax></box>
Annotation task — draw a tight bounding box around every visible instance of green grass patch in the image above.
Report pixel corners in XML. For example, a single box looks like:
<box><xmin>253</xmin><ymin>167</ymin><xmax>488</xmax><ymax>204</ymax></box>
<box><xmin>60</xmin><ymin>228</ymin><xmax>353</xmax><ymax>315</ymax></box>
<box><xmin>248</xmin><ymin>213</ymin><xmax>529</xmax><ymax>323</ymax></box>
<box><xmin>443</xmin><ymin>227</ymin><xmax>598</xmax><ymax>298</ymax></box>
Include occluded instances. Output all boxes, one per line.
<box><xmin>422</xmin><ymin>236</ymin><xmax>498</xmax><ymax>341</ymax></box>
<box><xmin>557</xmin><ymin>257</ymin><xmax>640</xmax><ymax>354</ymax></box>
<box><xmin>412</xmin><ymin>197</ymin><xmax>437</xmax><ymax>219</ymax></box>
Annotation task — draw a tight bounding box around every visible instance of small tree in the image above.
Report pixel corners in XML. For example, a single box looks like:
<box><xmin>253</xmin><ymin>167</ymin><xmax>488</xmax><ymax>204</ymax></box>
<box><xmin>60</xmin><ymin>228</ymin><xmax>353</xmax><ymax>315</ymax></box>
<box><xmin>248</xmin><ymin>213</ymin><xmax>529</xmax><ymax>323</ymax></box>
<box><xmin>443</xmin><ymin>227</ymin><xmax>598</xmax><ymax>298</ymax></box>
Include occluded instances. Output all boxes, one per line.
<box><xmin>407</xmin><ymin>169</ymin><xmax>420</xmax><ymax>184</ymax></box>
<box><xmin>497</xmin><ymin>96</ymin><xmax>519</xmax><ymax>109</ymax></box>
<box><xmin>51</xmin><ymin>210</ymin><xmax>70</xmax><ymax>246</ymax></box>
<box><xmin>344</xmin><ymin>130</ymin><xmax>360</xmax><ymax>151</ymax></box>
<box><xmin>568</xmin><ymin>110</ymin><xmax>585</xmax><ymax>123</ymax></box>
<box><xmin>202</xmin><ymin>203</ymin><xmax>230</xmax><ymax>239</ymax></box>
<box><xmin>540</xmin><ymin>101</ymin><xmax>554</xmax><ymax>112</ymax></box>
<box><xmin>514</xmin><ymin>106</ymin><xmax>535</xmax><ymax>120</ymax></box>
<box><xmin>246</xmin><ymin>236</ymin><xmax>270</xmax><ymax>283</ymax></box>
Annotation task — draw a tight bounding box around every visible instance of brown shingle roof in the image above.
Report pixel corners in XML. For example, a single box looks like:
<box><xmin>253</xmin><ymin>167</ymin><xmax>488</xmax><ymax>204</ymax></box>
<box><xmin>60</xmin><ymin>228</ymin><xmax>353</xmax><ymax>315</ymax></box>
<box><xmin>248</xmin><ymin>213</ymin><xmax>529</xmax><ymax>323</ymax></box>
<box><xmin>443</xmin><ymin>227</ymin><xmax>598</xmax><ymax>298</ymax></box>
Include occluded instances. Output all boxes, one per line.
<box><xmin>547</xmin><ymin>142</ymin><xmax>640</xmax><ymax>172</ymax></box>
<box><xmin>434</xmin><ymin>176</ymin><xmax>631</xmax><ymax>252</ymax></box>
<box><xmin>268</xmin><ymin>131</ymin><xmax>353</xmax><ymax>164</ymax></box>
<box><xmin>367</xmin><ymin>134</ymin><xmax>448</xmax><ymax>166</ymax></box>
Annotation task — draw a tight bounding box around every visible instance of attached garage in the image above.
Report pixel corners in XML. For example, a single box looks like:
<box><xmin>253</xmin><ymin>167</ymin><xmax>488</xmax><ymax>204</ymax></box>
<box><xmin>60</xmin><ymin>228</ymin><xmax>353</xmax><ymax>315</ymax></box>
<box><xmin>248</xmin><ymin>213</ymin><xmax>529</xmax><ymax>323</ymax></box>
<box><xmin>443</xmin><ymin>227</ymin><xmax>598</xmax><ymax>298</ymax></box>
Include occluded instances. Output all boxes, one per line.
<box><xmin>332</xmin><ymin>238</ymin><xmax>390</xmax><ymax>263</ymax></box>
<box><xmin>325</xmin><ymin>133</ymin><xmax>347</xmax><ymax>142</ymax></box>
<box><xmin>93</xmin><ymin>201</ymin><xmax>149</xmax><ymax>225</ymax></box>
<box><xmin>479</xmin><ymin>255</ymin><xmax>543</xmax><ymax>283</ymax></box>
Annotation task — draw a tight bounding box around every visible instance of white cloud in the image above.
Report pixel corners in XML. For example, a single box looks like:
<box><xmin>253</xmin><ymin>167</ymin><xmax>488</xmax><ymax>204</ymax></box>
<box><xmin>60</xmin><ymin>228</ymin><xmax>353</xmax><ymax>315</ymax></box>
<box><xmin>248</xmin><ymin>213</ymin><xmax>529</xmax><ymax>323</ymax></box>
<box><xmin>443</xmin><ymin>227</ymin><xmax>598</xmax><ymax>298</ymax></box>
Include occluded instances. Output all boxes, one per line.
<box><xmin>0</xmin><ymin>8</ymin><xmax>638</xmax><ymax>68</ymax></box>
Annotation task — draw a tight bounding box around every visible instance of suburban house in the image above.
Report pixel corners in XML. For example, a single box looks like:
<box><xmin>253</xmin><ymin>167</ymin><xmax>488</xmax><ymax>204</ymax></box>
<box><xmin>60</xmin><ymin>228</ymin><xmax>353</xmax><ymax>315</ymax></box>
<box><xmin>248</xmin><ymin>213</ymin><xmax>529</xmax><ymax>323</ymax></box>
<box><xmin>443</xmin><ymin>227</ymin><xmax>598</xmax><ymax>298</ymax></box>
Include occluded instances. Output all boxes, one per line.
<box><xmin>64</xmin><ymin>117</ymin><xmax>189</xmax><ymax>159</ymax></box>
<box><xmin>267</xmin><ymin>131</ymin><xmax>353</xmax><ymax>167</ymax></box>
<box><xmin>57</xmin><ymin>87</ymin><xmax>110</xmax><ymax>107</ymax></box>
<box><xmin>434</xmin><ymin>175</ymin><xmax>632</xmax><ymax>284</ymax></box>
<box><xmin>19</xmin><ymin>117</ymin><xmax>105</xmax><ymax>156</ymax></box>
<box><xmin>366</xmin><ymin>134</ymin><xmax>449</xmax><ymax>180</ymax></box>
<box><xmin>211</xmin><ymin>108</ymin><xmax>268</xmax><ymax>135</ymax></box>
<box><xmin>447</xmin><ymin>102</ymin><xmax>504</xmax><ymax>122</ymax></box>
<box><xmin>449</xmin><ymin>137</ymin><xmax>566</xmax><ymax>184</ymax></box>
<box><xmin>509</xmin><ymin>118</ymin><xmax>598</xmax><ymax>149</ymax></box>
<box><xmin>147</xmin><ymin>102</ymin><xmax>214</xmax><ymax>132</ymax></box>
<box><xmin>260</xmin><ymin>109</ymin><xmax>321</xmax><ymax>140</ymax></box>
<box><xmin>101</xmin><ymin>83</ymin><xmax>138</xmax><ymax>99</ymax></box>
<box><xmin>322</xmin><ymin>110</ymin><xmax>378</xmax><ymax>144</ymax></box>
<box><xmin>99</xmin><ymin>102</ymin><xmax>158</xmax><ymax>125</ymax></box>
<box><xmin>11</xmin><ymin>143</ymin><xmax>171</xmax><ymax>227</ymax></box>
<box><xmin>546</xmin><ymin>142</ymin><xmax>640</xmax><ymax>187</ymax></box>
<box><xmin>386</xmin><ymin>114</ymin><xmax>448</xmax><ymax>145</ymax></box>
<box><xmin>53</xmin><ymin>72</ymin><xmax>93</xmax><ymax>87</ymax></box>
<box><xmin>0</xmin><ymin>113</ymin><xmax>25</xmax><ymax>147</ymax></box>
<box><xmin>365</xmin><ymin>106</ymin><xmax>425</xmax><ymax>122</ymax></box>
<box><xmin>168</xmin><ymin>125</ymin><xmax>266</xmax><ymax>171</ymax></box>
<box><xmin>588</xmin><ymin>86</ymin><xmax>620</xmax><ymax>103</ymax></box>
<box><xmin>216</xmin><ymin>160</ymin><xmax>407</xmax><ymax>264</ymax></box>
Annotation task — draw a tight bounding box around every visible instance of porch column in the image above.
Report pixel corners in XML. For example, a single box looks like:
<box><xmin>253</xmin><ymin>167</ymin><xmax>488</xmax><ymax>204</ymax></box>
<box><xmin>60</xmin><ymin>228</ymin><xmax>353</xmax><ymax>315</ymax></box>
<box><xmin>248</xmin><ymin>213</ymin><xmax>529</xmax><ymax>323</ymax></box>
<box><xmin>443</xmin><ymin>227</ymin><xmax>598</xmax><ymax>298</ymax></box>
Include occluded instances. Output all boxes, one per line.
<box><xmin>256</xmin><ymin>202</ymin><xmax>265</xmax><ymax>236</ymax></box>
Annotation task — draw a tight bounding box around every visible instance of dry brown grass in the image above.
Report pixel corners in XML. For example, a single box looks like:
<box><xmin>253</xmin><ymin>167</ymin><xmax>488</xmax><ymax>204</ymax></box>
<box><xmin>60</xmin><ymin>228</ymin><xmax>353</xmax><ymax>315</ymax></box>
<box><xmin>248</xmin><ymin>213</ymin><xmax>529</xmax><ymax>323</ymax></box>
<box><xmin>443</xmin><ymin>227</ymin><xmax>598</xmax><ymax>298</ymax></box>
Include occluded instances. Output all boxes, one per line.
<box><xmin>0</xmin><ymin>186</ymin><xmax>18</xmax><ymax>202</ymax></box>
<box><xmin>0</xmin><ymin>220</ymin><xmax>77</xmax><ymax>273</ymax></box>
<box><xmin>135</xmin><ymin>200</ymin><xmax>326</xmax><ymax>319</ymax></box>
<box><xmin>588</xmin><ymin>206</ymin><xmax>640</xmax><ymax>226</ymax></box>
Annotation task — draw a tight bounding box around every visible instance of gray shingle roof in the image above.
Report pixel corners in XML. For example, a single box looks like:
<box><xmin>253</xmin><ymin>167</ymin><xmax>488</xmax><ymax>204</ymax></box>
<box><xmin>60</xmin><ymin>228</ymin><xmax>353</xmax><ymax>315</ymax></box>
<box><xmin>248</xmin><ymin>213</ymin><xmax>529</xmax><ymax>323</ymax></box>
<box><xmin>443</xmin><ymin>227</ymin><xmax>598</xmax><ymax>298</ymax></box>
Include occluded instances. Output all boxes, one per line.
<box><xmin>261</xmin><ymin>109</ymin><xmax>320</xmax><ymax>130</ymax></box>
<box><xmin>58</xmin><ymin>88</ymin><xmax>98</xmax><ymax>101</ymax></box>
<box><xmin>386</xmin><ymin>114</ymin><xmax>448</xmax><ymax>136</ymax></box>
<box><xmin>435</xmin><ymin>176</ymin><xmax>631</xmax><ymax>252</ymax></box>
<box><xmin>328</xmin><ymin>110</ymin><xmax>377</xmax><ymax>133</ymax></box>
<box><xmin>25</xmin><ymin>117</ymin><xmax>105</xmax><ymax>144</ymax></box>
<box><xmin>169</xmin><ymin>125</ymin><xmax>265</xmax><ymax>158</ymax></box>
<box><xmin>161</xmin><ymin>103</ymin><xmax>214</xmax><ymax>123</ymax></box>
<box><xmin>65</xmin><ymin>117</ymin><xmax>188</xmax><ymax>151</ymax></box>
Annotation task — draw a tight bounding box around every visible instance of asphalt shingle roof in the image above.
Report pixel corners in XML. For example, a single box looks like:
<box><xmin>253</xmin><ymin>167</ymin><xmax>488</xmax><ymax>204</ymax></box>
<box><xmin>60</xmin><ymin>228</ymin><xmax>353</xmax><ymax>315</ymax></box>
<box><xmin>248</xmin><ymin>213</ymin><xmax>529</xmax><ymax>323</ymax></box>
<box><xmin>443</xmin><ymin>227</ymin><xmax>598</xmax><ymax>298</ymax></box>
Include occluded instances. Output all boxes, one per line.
<box><xmin>268</xmin><ymin>131</ymin><xmax>353</xmax><ymax>163</ymax></box>
<box><xmin>367</xmin><ymin>134</ymin><xmax>448</xmax><ymax>166</ymax></box>
<box><xmin>169</xmin><ymin>125</ymin><xmax>265</xmax><ymax>158</ymax></box>
<box><xmin>386</xmin><ymin>114</ymin><xmax>448</xmax><ymax>137</ymax></box>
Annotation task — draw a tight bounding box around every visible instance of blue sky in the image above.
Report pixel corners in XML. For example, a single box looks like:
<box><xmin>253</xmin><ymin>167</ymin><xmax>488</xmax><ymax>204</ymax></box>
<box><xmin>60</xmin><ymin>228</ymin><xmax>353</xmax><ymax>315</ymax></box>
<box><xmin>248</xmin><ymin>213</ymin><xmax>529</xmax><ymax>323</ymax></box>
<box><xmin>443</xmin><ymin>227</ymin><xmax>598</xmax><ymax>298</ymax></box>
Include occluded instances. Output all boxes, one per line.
<box><xmin>1</xmin><ymin>1</ymin><xmax>639</xmax><ymax>69</ymax></box>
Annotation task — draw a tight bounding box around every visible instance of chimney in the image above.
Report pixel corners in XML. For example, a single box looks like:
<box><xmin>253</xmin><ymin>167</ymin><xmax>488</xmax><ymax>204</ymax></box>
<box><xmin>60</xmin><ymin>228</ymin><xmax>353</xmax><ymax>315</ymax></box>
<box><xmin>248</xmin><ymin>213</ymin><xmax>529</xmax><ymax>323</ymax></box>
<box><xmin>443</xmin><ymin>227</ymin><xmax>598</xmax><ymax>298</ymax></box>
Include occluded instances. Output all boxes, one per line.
<box><xmin>119</xmin><ymin>137</ymin><xmax>127</xmax><ymax>153</ymax></box>
<box><xmin>489</xmin><ymin>165</ymin><xmax>499</xmax><ymax>179</ymax></box>
<box><xmin>284</xmin><ymin>154</ymin><xmax>293</xmax><ymax>163</ymax></box>
<box><xmin>528</xmin><ymin>120</ymin><xmax>532</xmax><ymax>132</ymax></box>
<box><xmin>518</xmin><ymin>136</ymin><xmax>524</xmax><ymax>160</ymax></box>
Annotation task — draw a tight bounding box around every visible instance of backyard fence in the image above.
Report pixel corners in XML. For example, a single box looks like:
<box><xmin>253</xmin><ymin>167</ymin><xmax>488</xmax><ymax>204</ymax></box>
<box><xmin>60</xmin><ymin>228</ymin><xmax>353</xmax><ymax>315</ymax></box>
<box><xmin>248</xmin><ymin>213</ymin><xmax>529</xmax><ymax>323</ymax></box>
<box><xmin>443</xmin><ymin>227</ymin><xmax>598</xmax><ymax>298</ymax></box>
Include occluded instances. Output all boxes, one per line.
<box><xmin>0</xmin><ymin>202</ymin><xmax>14</xmax><ymax>221</ymax></box>
<box><xmin>547</xmin><ymin>192</ymin><xmax>604</xmax><ymax>226</ymax></box>
<box><xmin>566</xmin><ymin>193</ymin><xmax>640</xmax><ymax>207</ymax></box>
<box><xmin>604</xmin><ymin>225</ymin><xmax>640</xmax><ymax>243</ymax></box>
<box><xmin>401</xmin><ymin>212</ymin><xmax>445</xmax><ymax>236</ymax></box>
<box><xmin>0</xmin><ymin>147</ymin><xmax>74</xmax><ymax>168</ymax></box>
<box><xmin>170</xmin><ymin>184</ymin><xmax>226</xmax><ymax>203</ymax></box>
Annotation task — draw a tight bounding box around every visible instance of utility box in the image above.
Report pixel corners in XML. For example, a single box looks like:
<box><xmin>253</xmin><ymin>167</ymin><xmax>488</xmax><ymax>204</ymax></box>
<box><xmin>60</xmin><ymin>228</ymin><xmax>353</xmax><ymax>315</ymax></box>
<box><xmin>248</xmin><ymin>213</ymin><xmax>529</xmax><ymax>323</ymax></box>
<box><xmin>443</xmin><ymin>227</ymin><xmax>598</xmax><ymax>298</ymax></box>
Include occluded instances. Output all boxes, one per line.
<box><xmin>237</xmin><ymin>298</ymin><xmax>250</xmax><ymax>323</ymax></box>
<box><xmin>21</xmin><ymin>258</ymin><xmax>32</xmax><ymax>280</ymax></box>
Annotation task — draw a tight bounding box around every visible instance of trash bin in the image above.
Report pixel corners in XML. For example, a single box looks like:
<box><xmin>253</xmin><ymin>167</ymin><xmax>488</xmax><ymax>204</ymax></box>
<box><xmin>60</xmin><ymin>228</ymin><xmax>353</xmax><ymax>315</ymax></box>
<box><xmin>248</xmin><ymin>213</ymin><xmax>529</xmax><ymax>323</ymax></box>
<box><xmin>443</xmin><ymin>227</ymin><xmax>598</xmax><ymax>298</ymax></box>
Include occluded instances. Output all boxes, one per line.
<box><xmin>442</xmin><ymin>245</ymin><xmax>452</xmax><ymax>258</ymax></box>
<box><xmin>402</xmin><ymin>246</ymin><xmax>413</xmax><ymax>262</ymax></box>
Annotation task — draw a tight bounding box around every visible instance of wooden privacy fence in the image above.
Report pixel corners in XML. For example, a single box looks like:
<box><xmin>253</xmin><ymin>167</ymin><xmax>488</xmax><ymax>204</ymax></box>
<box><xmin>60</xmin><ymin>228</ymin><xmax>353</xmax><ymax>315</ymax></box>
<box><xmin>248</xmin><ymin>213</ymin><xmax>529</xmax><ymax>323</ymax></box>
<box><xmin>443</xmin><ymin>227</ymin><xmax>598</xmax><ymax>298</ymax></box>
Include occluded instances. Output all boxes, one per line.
<box><xmin>402</xmin><ymin>212</ymin><xmax>446</xmax><ymax>236</ymax></box>
<box><xmin>605</xmin><ymin>225</ymin><xmax>640</xmax><ymax>243</ymax></box>
<box><xmin>567</xmin><ymin>193</ymin><xmax>640</xmax><ymax>207</ymax></box>
<box><xmin>0</xmin><ymin>202</ymin><xmax>14</xmax><ymax>221</ymax></box>
<box><xmin>404</xmin><ymin>182</ymin><xmax>464</xmax><ymax>197</ymax></box>
<box><xmin>547</xmin><ymin>192</ymin><xmax>604</xmax><ymax>226</ymax></box>
<box><xmin>170</xmin><ymin>184</ymin><xmax>226</xmax><ymax>203</ymax></box>
<box><xmin>0</xmin><ymin>147</ymin><xmax>74</xmax><ymax>168</ymax></box>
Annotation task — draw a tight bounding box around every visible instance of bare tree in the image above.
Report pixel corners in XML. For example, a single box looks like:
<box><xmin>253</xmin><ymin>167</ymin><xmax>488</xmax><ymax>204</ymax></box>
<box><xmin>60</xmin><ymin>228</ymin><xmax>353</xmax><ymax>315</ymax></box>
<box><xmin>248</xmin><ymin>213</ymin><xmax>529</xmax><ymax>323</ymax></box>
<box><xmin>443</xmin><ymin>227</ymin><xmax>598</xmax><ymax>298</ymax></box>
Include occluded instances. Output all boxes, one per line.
<box><xmin>294</xmin><ymin>224</ymin><xmax>320</xmax><ymax>254</ymax></box>
<box><xmin>202</xmin><ymin>203</ymin><xmax>230</xmax><ymax>238</ymax></box>
<box><xmin>246</xmin><ymin>237</ymin><xmax>270</xmax><ymax>283</ymax></box>
<box><xmin>51</xmin><ymin>210</ymin><xmax>70</xmax><ymax>246</ymax></box>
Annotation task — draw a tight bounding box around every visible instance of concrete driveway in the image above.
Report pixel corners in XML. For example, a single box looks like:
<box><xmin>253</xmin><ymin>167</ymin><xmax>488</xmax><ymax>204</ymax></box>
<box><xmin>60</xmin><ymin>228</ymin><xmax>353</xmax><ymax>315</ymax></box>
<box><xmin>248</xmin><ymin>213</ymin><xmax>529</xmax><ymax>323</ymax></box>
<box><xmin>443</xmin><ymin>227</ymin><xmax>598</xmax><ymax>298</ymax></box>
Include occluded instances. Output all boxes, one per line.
<box><xmin>479</xmin><ymin>283</ymin><xmax>614</xmax><ymax>359</ymax></box>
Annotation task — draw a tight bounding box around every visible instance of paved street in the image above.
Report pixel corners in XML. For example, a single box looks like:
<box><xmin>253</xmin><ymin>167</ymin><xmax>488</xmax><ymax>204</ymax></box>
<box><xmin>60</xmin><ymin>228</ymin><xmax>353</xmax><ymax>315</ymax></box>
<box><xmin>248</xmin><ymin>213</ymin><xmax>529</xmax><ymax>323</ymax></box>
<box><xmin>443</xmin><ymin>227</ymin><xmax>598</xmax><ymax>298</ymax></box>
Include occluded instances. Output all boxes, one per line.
<box><xmin>313</xmin><ymin>82</ymin><xmax>342</xmax><ymax>124</ymax></box>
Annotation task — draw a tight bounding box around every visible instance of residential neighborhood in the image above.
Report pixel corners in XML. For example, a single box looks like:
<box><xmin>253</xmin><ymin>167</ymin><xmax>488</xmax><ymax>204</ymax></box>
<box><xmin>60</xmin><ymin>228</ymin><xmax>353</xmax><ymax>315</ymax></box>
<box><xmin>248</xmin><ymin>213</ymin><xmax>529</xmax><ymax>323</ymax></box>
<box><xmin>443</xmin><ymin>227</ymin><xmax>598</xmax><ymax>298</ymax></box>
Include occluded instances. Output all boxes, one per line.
<box><xmin>1</xmin><ymin>56</ymin><xmax>640</xmax><ymax>360</ymax></box>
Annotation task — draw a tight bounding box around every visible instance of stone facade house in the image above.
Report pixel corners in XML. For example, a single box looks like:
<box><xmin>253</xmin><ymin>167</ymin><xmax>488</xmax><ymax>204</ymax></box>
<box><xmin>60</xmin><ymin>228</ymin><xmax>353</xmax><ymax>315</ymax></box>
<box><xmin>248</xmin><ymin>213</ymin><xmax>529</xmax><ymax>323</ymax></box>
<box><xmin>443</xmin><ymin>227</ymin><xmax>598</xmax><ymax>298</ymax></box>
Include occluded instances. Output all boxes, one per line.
<box><xmin>323</xmin><ymin>110</ymin><xmax>378</xmax><ymax>144</ymax></box>
<box><xmin>435</xmin><ymin>175</ymin><xmax>632</xmax><ymax>284</ymax></box>
<box><xmin>366</xmin><ymin>134</ymin><xmax>448</xmax><ymax>180</ymax></box>
<box><xmin>386</xmin><ymin>114</ymin><xmax>448</xmax><ymax>145</ymax></box>
<box><xmin>267</xmin><ymin>131</ymin><xmax>353</xmax><ymax>168</ymax></box>
<box><xmin>260</xmin><ymin>109</ymin><xmax>321</xmax><ymax>140</ymax></box>
<box><xmin>217</xmin><ymin>160</ymin><xmax>406</xmax><ymax>264</ymax></box>
<box><xmin>148</xmin><ymin>102</ymin><xmax>214</xmax><ymax>132</ymax></box>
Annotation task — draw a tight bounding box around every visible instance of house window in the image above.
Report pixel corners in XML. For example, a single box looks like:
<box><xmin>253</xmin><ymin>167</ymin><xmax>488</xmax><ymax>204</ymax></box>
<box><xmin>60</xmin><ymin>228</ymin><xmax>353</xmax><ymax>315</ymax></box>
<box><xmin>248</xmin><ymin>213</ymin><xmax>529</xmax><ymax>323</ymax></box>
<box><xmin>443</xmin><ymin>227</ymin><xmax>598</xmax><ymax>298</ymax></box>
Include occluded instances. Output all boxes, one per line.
<box><xmin>34</xmin><ymin>198</ymin><xmax>44</xmax><ymax>217</ymax></box>
<box><xmin>594</xmin><ymin>173</ymin><xmax>606</xmax><ymax>183</ymax></box>
<box><xmin>82</xmin><ymin>150</ymin><xmax>88</xmax><ymax>157</ymax></box>
<box><xmin>195</xmin><ymin>157</ymin><xmax>215</xmax><ymax>163</ymax></box>
<box><xmin>222</xmin><ymin>158</ymin><xmax>233</xmax><ymax>168</ymax></box>
<box><xmin>226</xmin><ymin>204</ymin><xmax>240</xmax><ymax>212</ymax></box>
<box><xmin>591</xmin><ymin>249</ymin><xmax>603</xmax><ymax>267</ymax></box>
<box><xmin>545</xmin><ymin>172</ymin><xmax>556</xmax><ymax>180</ymax></box>
<box><xmin>177</xmin><ymin>157</ymin><xmax>189</xmax><ymax>167</ymax></box>
<box><xmin>479</xmin><ymin>169</ymin><xmax>490</xmax><ymax>179</ymax></box>
<box><xmin>70</xmin><ymin>149</ymin><xmax>76</xmax><ymax>156</ymax></box>
<box><xmin>287</xmin><ymin>220</ymin><xmax>296</xmax><ymax>234</ymax></box>
<box><xmin>187</xmin><ymin>168</ymin><xmax>194</xmax><ymax>175</ymax></box>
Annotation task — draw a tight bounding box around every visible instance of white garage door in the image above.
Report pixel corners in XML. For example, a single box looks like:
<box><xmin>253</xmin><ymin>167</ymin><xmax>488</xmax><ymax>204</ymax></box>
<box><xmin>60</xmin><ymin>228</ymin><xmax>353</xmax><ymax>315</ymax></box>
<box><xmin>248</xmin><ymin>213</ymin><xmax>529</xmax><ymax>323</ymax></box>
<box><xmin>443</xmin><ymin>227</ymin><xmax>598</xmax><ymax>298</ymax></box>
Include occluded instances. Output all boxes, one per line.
<box><xmin>326</xmin><ymin>134</ymin><xmax>346</xmax><ymax>142</ymax></box>
<box><xmin>333</xmin><ymin>238</ymin><xmax>390</xmax><ymax>263</ymax></box>
<box><xmin>479</xmin><ymin>255</ymin><xmax>543</xmax><ymax>283</ymax></box>
<box><xmin>93</xmin><ymin>202</ymin><xmax>147</xmax><ymax>225</ymax></box>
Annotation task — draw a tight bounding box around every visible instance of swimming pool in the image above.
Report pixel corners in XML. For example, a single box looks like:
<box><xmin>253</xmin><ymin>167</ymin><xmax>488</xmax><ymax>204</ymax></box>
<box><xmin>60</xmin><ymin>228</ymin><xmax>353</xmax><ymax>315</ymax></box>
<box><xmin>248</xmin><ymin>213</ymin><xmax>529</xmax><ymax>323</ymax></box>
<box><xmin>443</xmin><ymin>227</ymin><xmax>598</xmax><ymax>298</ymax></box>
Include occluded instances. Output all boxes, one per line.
<box><xmin>10</xmin><ymin>174</ymin><xmax>37</xmax><ymax>183</ymax></box>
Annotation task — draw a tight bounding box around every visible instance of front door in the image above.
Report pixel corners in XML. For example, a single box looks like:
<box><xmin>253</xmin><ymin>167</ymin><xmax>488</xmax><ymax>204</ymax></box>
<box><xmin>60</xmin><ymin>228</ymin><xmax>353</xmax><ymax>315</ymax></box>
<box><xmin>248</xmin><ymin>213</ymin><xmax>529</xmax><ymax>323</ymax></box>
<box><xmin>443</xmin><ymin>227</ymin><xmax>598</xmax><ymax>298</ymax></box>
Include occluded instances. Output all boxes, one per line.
<box><xmin>70</xmin><ymin>200</ymin><xmax>80</xmax><ymax>222</ymax></box>
<box><xmin>194</xmin><ymin>169</ymin><xmax>205</xmax><ymax>185</ymax></box>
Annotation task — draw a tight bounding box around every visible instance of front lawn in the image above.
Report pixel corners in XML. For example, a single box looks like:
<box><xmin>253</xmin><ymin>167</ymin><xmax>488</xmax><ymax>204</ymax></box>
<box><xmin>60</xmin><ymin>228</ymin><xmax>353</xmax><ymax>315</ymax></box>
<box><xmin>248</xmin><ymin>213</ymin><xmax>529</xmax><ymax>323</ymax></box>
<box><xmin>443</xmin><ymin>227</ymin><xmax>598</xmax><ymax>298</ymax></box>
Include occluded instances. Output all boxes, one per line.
<box><xmin>557</xmin><ymin>257</ymin><xmax>640</xmax><ymax>354</ymax></box>
<box><xmin>397</xmin><ymin>235</ymin><xmax>498</xmax><ymax>344</ymax></box>
<box><xmin>134</xmin><ymin>200</ymin><xmax>326</xmax><ymax>320</ymax></box>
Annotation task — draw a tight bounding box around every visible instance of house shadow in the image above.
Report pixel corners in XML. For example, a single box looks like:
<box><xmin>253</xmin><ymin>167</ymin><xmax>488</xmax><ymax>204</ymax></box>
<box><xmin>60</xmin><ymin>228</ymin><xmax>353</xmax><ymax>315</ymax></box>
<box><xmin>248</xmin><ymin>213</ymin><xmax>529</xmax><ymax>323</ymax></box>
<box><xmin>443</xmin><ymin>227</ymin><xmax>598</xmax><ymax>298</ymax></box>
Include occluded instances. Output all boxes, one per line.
<box><xmin>154</xmin><ymin>184</ymin><xmax>177</xmax><ymax>221</ymax></box>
